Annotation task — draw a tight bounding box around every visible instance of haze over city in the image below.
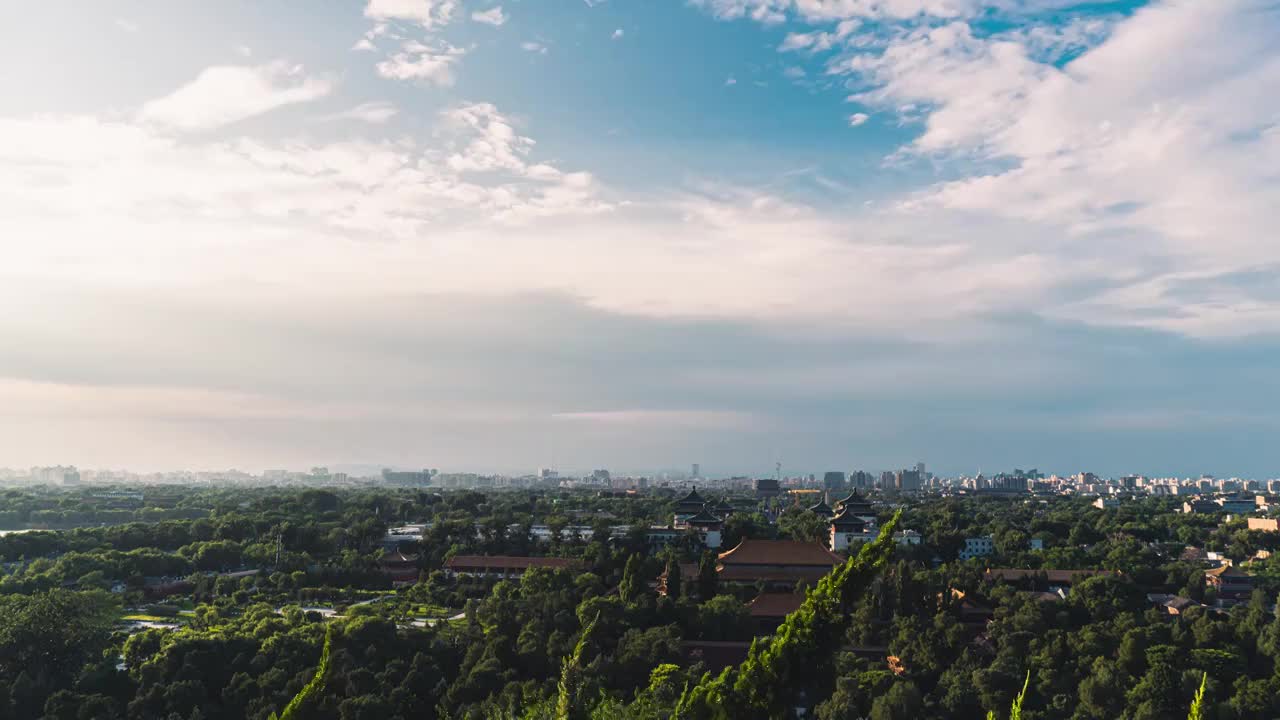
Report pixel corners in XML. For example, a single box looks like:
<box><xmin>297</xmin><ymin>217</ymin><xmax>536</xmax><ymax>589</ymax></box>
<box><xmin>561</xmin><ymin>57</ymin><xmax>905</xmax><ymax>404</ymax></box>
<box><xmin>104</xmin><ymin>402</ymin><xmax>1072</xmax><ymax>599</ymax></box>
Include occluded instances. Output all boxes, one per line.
<box><xmin>3</xmin><ymin>0</ymin><xmax>1280</xmax><ymax>477</ymax></box>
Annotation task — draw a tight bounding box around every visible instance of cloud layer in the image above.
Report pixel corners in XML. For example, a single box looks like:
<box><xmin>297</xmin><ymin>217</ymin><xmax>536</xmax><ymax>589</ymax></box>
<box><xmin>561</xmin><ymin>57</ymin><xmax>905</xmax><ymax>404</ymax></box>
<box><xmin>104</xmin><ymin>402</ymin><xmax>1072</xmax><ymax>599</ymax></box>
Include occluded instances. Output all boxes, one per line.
<box><xmin>2</xmin><ymin>0</ymin><xmax>1278</xmax><ymax>474</ymax></box>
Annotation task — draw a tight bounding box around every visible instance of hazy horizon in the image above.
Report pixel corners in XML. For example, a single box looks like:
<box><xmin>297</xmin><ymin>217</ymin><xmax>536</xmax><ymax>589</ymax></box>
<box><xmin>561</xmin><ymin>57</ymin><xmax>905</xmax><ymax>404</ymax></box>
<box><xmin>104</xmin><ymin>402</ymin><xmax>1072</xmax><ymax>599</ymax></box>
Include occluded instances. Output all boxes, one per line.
<box><xmin>3</xmin><ymin>0</ymin><xmax>1279</xmax><ymax>478</ymax></box>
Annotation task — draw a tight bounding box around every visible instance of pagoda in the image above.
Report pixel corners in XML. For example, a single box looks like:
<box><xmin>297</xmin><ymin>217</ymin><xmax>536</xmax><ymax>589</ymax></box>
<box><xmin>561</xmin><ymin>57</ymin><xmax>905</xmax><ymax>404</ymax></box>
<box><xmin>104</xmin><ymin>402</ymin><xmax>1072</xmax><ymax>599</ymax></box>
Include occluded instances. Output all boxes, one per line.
<box><xmin>829</xmin><ymin>507</ymin><xmax>869</xmax><ymax>552</ymax></box>
<box><xmin>806</xmin><ymin>498</ymin><xmax>834</xmax><ymax>518</ymax></box>
<box><xmin>675</xmin><ymin>488</ymin><xmax>708</xmax><ymax>516</ymax></box>
<box><xmin>681</xmin><ymin>508</ymin><xmax>725</xmax><ymax>548</ymax></box>
<box><xmin>834</xmin><ymin>489</ymin><xmax>875</xmax><ymax>519</ymax></box>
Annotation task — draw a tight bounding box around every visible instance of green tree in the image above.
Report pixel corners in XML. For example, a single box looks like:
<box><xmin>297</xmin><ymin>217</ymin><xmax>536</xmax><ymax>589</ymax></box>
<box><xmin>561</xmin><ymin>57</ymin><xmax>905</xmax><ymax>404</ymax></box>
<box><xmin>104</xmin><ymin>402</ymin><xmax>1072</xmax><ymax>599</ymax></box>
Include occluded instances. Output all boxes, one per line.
<box><xmin>870</xmin><ymin>681</ymin><xmax>923</xmax><ymax>720</ymax></box>
<box><xmin>619</xmin><ymin>554</ymin><xmax>645</xmax><ymax>604</ymax></box>
<box><xmin>672</xmin><ymin>511</ymin><xmax>901</xmax><ymax>719</ymax></box>
<box><xmin>270</xmin><ymin>626</ymin><xmax>332</xmax><ymax>720</ymax></box>
<box><xmin>664</xmin><ymin>553</ymin><xmax>683</xmax><ymax>600</ymax></box>
<box><xmin>0</xmin><ymin>589</ymin><xmax>118</xmax><ymax>715</ymax></box>
<box><xmin>556</xmin><ymin>612</ymin><xmax>600</xmax><ymax>720</ymax></box>
<box><xmin>697</xmin><ymin>552</ymin><xmax>718</xmax><ymax>601</ymax></box>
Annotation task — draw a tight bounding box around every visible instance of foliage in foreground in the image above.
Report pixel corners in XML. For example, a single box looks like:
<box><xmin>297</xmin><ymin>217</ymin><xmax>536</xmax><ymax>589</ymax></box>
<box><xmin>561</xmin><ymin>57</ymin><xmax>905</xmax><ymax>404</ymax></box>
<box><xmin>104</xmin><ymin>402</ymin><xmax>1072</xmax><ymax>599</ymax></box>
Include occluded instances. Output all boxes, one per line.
<box><xmin>671</xmin><ymin>511</ymin><xmax>902</xmax><ymax>719</ymax></box>
<box><xmin>987</xmin><ymin>671</ymin><xmax>1030</xmax><ymax>720</ymax></box>
<box><xmin>271</xmin><ymin>626</ymin><xmax>333</xmax><ymax>720</ymax></box>
<box><xmin>1187</xmin><ymin>672</ymin><xmax>1207</xmax><ymax>720</ymax></box>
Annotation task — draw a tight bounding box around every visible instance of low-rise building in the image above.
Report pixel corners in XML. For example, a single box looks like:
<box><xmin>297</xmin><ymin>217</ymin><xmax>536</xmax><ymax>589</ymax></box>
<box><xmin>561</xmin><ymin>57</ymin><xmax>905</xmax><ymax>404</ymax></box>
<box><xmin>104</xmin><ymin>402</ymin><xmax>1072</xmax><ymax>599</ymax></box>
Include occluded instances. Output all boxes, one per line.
<box><xmin>379</xmin><ymin>550</ymin><xmax>420</xmax><ymax>586</ymax></box>
<box><xmin>959</xmin><ymin>536</ymin><xmax>994</xmax><ymax>560</ymax></box>
<box><xmin>1182</xmin><ymin>499</ymin><xmax>1220</xmax><ymax>514</ymax></box>
<box><xmin>754</xmin><ymin>478</ymin><xmax>782</xmax><ymax>499</ymax></box>
<box><xmin>1216</xmin><ymin>497</ymin><xmax>1257</xmax><ymax>514</ymax></box>
<box><xmin>894</xmin><ymin>530</ymin><xmax>923</xmax><ymax>546</ymax></box>
<box><xmin>666</xmin><ymin>539</ymin><xmax>843</xmax><ymax>593</ymax></box>
<box><xmin>1205</xmin><ymin>565</ymin><xmax>1255</xmax><ymax>602</ymax></box>
<box><xmin>1248</xmin><ymin>518</ymin><xmax>1280</xmax><ymax>533</ymax></box>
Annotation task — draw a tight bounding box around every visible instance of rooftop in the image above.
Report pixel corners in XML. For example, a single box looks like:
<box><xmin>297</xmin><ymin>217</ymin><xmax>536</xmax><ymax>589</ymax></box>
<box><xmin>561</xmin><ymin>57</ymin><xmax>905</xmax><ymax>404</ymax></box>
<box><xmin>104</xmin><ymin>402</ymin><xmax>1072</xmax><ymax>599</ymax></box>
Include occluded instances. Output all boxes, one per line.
<box><xmin>1205</xmin><ymin>564</ymin><xmax>1251</xmax><ymax>578</ymax></box>
<box><xmin>835</xmin><ymin>489</ymin><xmax>873</xmax><ymax>510</ymax></box>
<box><xmin>685</xmin><ymin>509</ymin><xmax>724</xmax><ymax>526</ymax></box>
<box><xmin>747</xmin><ymin>592</ymin><xmax>806</xmax><ymax>618</ymax></box>
<box><xmin>830</xmin><ymin>508</ymin><xmax>867</xmax><ymax>528</ymax></box>
<box><xmin>718</xmin><ymin>539</ymin><xmax>844</xmax><ymax>567</ymax></box>
<box><xmin>677</xmin><ymin>489</ymin><xmax>706</xmax><ymax>505</ymax></box>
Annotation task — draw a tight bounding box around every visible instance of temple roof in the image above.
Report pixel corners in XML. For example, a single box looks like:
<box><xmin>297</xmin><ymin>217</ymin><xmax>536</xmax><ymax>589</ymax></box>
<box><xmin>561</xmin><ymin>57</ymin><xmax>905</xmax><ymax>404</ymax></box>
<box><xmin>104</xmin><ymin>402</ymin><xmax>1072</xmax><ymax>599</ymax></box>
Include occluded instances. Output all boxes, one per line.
<box><xmin>379</xmin><ymin>550</ymin><xmax>420</xmax><ymax>564</ymax></box>
<box><xmin>677</xmin><ymin>489</ymin><xmax>706</xmax><ymax>505</ymax></box>
<box><xmin>807</xmin><ymin>500</ymin><xmax>834</xmax><ymax>516</ymax></box>
<box><xmin>835</xmin><ymin>489</ymin><xmax>872</xmax><ymax>509</ymax></box>
<box><xmin>717</xmin><ymin>539</ymin><xmax>844</xmax><ymax>567</ymax></box>
<box><xmin>830</xmin><ymin>508</ymin><xmax>866</xmax><ymax>528</ymax></box>
<box><xmin>748</xmin><ymin>592</ymin><xmax>805</xmax><ymax>618</ymax></box>
<box><xmin>685</xmin><ymin>509</ymin><xmax>724</xmax><ymax>526</ymax></box>
<box><xmin>1205</xmin><ymin>564</ymin><xmax>1251</xmax><ymax>578</ymax></box>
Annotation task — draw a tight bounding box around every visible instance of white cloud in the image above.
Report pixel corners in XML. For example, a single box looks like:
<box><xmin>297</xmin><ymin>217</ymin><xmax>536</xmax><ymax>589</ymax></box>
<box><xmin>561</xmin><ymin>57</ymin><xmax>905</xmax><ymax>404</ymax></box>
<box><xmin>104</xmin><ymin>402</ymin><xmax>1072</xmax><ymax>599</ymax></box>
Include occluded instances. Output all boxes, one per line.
<box><xmin>691</xmin><ymin>0</ymin><xmax>790</xmax><ymax>24</ymax></box>
<box><xmin>138</xmin><ymin>62</ymin><xmax>333</xmax><ymax>131</ymax></box>
<box><xmin>793</xmin><ymin>0</ymin><xmax>978</xmax><ymax>20</ymax></box>
<box><xmin>115</xmin><ymin>18</ymin><xmax>139</xmax><ymax>33</ymax></box>
<box><xmin>848</xmin><ymin>112</ymin><xmax>869</xmax><ymax>126</ymax></box>
<box><xmin>375</xmin><ymin>40</ymin><xmax>466</xmax><ymax>85</ymax></box>
<box><xmin>612</xmin><ymin>28</ymin><xmax>625</xmax><ymax>39</ymax></box>
<box><xmin>329</xmin><ymin>101</ymin><xmax>399</xmax><ymax>124</ymax></box>
<box><xmin>444</xmin><ymin>102</ymin><xmax>536</xmax><ymax>174</ymax></box>
<box><xmin>725</xmin><ymin>76</ymin><xmax>738</xmax><ymax>86</ymax></box>
<box><xmin>697</xmin><ymin>0</ymin><xmax>1097</xmax><ymax>24</ymax></box>
<box><xmin>521</xmin><ymin>41</ymin><xmax>549</xmax><ymax>54</ymax></box>
<box><xmin>0</xmin><ymin>101</ymin><xmax>609</xmax><ymax>258</ymax></box>
<box><xmin>364</xmin><ymin>0</ymin><xmax>458</xmax><ymax>29</ymax></box>
<box><xmin>551</xmin><ymin>410</ymin><xmax>764</xmax><ymax>430</ymax></box>
<box><xmin>471</xmin><ymin>6</ymin><xmax>508</xmax><ymax>26</ymax></box>
<box><xmin>778</xmin><ymin>19</ymin><xmax>858</xmax><ymax>52</ymax></box>
<box><xmin>353</xmin><ymin>23</ymin><xmax>389</xmax><ymax>51</ymax></box>
<box><xmin>825</xmin><ymin>0</ymin><xmax>1280</xmax><ymax>336</ymax></box>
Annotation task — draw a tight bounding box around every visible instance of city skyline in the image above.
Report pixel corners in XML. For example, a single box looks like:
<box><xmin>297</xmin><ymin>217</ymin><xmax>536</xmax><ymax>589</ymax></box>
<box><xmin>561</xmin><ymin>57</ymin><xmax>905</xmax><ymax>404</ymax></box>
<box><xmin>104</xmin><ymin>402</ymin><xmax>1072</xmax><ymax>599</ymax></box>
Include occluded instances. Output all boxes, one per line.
<box><xmin>4</xmin><ymin>461</ymin><xmax>1274</xmax><ymax>484</ymax></box>
<box><xmin>3</xmin><ymin>0</ymin><xmax>1280</xmax><ymax>476</ymax></box>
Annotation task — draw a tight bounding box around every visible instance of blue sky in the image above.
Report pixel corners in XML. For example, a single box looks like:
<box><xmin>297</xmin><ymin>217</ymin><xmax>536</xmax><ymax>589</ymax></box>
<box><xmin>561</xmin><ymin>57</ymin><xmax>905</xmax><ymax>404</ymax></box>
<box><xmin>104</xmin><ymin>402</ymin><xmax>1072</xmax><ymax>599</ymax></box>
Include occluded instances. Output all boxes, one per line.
<box><xmin>1</xmin><ymin>0</ymin><xmax>1278</xmax><ymax>477</ymax></box>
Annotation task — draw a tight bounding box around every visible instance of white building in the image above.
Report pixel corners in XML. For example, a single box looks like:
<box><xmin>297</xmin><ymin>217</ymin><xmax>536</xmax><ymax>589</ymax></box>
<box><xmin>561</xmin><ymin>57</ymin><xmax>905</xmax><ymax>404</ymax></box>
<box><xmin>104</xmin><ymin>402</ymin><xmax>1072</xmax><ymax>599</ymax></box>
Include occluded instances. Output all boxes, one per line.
<box><xmin>894</xmin><ymin>530</ymin><xmax>923</xmax><ymax>546</ymax></box>
<box><xmin>959</xmin><ymin>536</ymin><xmax>994</xmax><ymax>560</ymax></box>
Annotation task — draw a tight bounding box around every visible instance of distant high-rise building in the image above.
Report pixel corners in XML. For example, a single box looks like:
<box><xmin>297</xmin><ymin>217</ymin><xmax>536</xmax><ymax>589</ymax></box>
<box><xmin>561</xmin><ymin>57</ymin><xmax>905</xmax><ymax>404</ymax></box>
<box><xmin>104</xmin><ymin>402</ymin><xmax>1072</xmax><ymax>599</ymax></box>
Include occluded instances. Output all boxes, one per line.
<box><xmin>849</xmin><ymin>470</ymin><xmax>873</xmax><ymax>489</ymax></box>
<box><xmin>915</xmin><ymin>462</ymin><xmax>926</xmax><ymax>475</ymax></box>
<box><xmin>895</xmin><ymin>469</ymin><xmax>923</xmax><ymax>491</ymax></box>
<box><xmin>879</xmin><ymin>471</ymin><xmax>895</xmax><ymax>489</ymax></box>
<box><xmin>823</xmin><ymin>471</ymin><xmax>847</xmax><ymax>491</ymax></box>
<box><xmin>691</xmin><ymin>463</ymin><xmax>701</xmax><ymax>479</ymax></box>
<box><xmin>993</xmin><ymin>474</ymin><xmax>1028</xmax><ymax>491</ymax></box>
<box><xmin>30</xmin><ymin>466</ymin><xmax>79</xmax><ymax>485</ymax></box>
<box><xmin>381</xmin><ymin>469</ymin><xmax>432</xmax><ymax>485</ymax></box>
<box><xmin>591</xmin><ymin>469</ymin><xmax>611</xmax><ymax>483</ymax></box>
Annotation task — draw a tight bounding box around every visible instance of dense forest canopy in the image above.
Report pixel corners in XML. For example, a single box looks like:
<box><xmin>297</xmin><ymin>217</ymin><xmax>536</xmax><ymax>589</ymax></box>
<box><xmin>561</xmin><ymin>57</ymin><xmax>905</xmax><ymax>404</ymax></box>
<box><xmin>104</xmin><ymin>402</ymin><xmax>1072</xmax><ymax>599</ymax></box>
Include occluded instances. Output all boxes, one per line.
<box><xmin>1</xmin><ymin>484</ymin><xmax>1279</xmax><ymax>718</ymax></box>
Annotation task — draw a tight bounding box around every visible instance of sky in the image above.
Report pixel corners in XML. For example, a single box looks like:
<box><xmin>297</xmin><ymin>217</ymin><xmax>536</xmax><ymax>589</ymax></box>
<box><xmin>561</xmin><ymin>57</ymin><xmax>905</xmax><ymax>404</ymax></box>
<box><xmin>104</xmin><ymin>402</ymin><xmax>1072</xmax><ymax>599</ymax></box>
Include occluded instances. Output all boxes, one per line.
<box><xmin>1</xmin><ymin>0</ymin><xmax>1279</xmax><ymax>478</ymax></box>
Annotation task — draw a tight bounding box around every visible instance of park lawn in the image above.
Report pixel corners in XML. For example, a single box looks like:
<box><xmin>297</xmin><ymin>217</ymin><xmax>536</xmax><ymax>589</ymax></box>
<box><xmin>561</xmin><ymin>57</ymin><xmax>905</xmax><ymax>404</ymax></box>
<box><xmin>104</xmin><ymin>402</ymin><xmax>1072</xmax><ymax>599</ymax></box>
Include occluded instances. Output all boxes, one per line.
<box><xmin>121</xmin><ymin>613</ymin><xmax>188</xmax><ymax>623</ymax></box>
